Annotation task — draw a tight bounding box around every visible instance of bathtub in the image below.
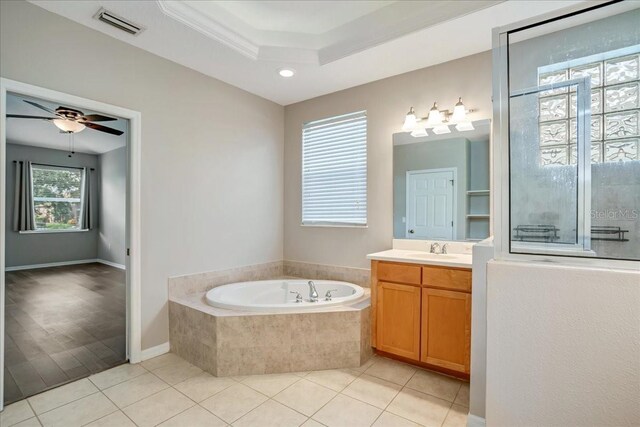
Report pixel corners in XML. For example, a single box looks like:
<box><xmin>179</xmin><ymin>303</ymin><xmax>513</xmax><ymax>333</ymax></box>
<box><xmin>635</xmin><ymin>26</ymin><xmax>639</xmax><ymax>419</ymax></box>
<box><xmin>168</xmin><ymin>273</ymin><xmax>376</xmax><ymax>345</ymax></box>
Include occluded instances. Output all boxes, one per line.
<box><xmin>205</xmin><ymin>279</ymin><xmax>365</xmax><ymax>312</ymax></box>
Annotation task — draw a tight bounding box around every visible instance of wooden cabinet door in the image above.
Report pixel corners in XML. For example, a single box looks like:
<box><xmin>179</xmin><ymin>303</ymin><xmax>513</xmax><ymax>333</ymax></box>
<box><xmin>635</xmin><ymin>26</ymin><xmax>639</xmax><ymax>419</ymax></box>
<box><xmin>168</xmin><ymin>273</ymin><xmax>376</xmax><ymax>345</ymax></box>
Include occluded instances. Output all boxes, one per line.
<box><xmin>421</xmin><ymin>288</ymin><xmax>471</xmax><ymax>373</ymax></box>
<box><xmin>376</xmin><ymin>281</ymin><xmax>421</xmax><ymax>361</ymax></box>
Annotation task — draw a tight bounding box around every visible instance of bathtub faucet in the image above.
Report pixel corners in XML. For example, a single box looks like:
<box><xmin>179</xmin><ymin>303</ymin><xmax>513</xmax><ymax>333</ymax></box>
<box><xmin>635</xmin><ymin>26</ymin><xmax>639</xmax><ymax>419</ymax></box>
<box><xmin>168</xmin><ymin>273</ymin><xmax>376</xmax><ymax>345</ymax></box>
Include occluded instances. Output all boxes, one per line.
<box><xmin>308</xmin><ymin>281</ymin><xmax>319</xmax><ymax>302</ymax></box>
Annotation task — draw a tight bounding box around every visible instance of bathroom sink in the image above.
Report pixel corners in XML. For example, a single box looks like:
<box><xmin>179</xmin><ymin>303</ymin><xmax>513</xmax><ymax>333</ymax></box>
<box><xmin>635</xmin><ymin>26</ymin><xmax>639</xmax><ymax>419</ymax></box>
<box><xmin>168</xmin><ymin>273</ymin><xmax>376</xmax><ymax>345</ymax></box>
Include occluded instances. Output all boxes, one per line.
<box><xmin>405</xmin><ymin>252</ymin><xmax>458</xmax><ymax>260</ymax></box>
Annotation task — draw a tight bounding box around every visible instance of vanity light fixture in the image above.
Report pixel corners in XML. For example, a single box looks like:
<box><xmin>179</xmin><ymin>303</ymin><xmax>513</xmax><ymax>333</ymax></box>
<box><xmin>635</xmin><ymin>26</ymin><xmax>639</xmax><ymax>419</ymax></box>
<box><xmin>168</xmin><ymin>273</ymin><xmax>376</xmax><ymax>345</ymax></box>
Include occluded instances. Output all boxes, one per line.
<box><xmin>401</xmin><ymin>98</ymin><xmax>475</xmax><ymax>137</ymax></box>
<box><xmin>278</xmin><ymin>68</ymin><xmax>296</xmax><ymax>78</ymax></box>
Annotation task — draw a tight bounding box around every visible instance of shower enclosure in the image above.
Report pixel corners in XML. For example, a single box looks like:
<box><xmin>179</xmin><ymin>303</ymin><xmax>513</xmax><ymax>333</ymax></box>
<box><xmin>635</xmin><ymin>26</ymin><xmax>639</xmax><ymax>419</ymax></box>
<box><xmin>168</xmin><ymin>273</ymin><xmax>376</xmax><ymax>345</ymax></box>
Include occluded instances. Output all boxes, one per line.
<box><xmin>493</xmin><ymin>2</ymin><xmax>640</xmax><ymax>262</ymax></box>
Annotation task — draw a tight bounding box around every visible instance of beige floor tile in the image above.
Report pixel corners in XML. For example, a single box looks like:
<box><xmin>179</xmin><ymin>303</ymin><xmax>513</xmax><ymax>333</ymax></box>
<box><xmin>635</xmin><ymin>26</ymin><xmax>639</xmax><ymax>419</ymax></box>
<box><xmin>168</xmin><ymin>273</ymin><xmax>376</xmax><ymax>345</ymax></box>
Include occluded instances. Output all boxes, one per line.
<box><xmin>443</xmin><ymin>405</ymin><xmax>468</xmax><ymax>427</ymax></box>
<box><xmin>454</xmin><ymin>383</ymin><xmax>470</xmax><ymax>407</ymax></box>
<box><xmin>85</xmin><ymin>410</ymin><xmax>136</xmax><ymax>427</ymax></box>
<box><xmin>159</xmin><ymin>405</ymin><xmax>227</xmax><ymax>427</ymax></box>
<box><xmin>301</xmin><ymin>419</ymin><xmax>324</xmax><ymax>427</ymax></box>
<box><xmin>352</xmin><ymin>355</ymin><xmax>377</xmax><ymax>373</ymax></box>
<box><xmin>364</xmin><ymin>358</ymin><xmax>416</xmax><ymax>386</ymax></box>
<box><xmin>38</xmin><ymin>392</ymin><xmax>117</xmax><ymax>427</ymax></box>
<box><xmin>342</xmin><ymin>374</ymin><xmax>402</xmax><ymax>409</ymax></box>
<box><xmin>174</xmin><ymin>372</ymin><xmax>236</xmax><ymax>402</ymax></box>
<box><xmin>103</xmin><ymin>372</ymin><xmax>169</xmax><ymax>408</ymax></box>
<box><xmin>122</xmin><ymin>388</ymin><xmax>195</xmax><ymax>427</ymax></box>
<box><xmin>313</xmin><ymin>394</ymin><xmax>382</xmax><ymax>427</ymax></box>
<box><xmin>152</xmin><ymin>359</ymin><xmax>203</xmax><ymax>385</ymax></box>
<box><xmin>140</xmin><ymin>352</ymin><xmax>185</xmax><ymax>371</ymax></box>
<box><xmin>1</xmin><ymin>400</ymin><xmax>35</xmax><ymax>426</ymax></box>
<box><xmin>274</xmin><ymin>378</ymin><xmax>337</xmax><ymax>416</ymax></box>
<box><xmin>372</xmin><ymin>412</ymin><xmax>422</xmax><ymax>427</ymax></box>
<box><xmin>28</xmin><ymin>378</ymin><xmax>98</xmax><ymax>415</ymax></box>
<box><xmin>233</xmin><ymin>400</ymin><xmax>308</xmax><ymax>427</ymax></box>
<box><xmin>242</xmin><ymin>373</ymin><xmax>300</xmax><ymax>397</ymax></box>
<box><xmin>305</xmin><ymin>369</ymin><xmax>359</xmax><ymax>392</ymax></box>
<box><xmin>405</xmin><ymin>370</ymin><xmax>462</xmax><ymax>402</ymax></box>
<box><xmin>386</xmin><ymin>388</ymin><xmax>451</xmax><ymax>427</ymax></box>
<box><xmin>11</xmin><ymin>418</ymin><xmax>42</xmax><ymax>427</ymax></box>
<box><xmin>89</xmin><ymin>364</ymin><xmax>147</xmax><ymax>390</ymax></box>
<box><xmin>200</xmin><ymin>383</ymin><xmax>268</xmax><ymax>424</ymax></box>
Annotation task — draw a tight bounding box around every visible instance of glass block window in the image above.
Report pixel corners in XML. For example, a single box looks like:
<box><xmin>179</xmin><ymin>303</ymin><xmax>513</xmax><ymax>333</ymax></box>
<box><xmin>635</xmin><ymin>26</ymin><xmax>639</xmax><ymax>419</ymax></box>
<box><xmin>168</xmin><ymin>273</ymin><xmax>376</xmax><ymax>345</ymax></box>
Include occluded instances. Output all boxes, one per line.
<box><xmin>538</xmin><ymin>50</ymin><xmax>640</xmax><ymax>165</ymax></box>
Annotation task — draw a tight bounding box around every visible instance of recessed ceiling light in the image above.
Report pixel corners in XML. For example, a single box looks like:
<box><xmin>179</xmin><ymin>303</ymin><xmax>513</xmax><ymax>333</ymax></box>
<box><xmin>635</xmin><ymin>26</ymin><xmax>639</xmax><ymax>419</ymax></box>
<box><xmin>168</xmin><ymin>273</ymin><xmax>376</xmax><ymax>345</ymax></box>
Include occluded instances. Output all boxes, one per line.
<box><xmin>278</xmin><ymin>68</ymin><xmax>296</xmax><ymax>78</ymax></box>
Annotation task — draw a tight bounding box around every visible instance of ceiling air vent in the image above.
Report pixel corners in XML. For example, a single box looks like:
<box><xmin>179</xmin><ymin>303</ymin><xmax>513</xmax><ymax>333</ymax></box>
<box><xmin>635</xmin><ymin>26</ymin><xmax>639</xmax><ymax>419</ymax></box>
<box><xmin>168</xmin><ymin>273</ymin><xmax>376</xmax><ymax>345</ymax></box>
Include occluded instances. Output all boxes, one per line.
<box><xmin>93</xmin><ymin>8</ymin><xmax>145</xmax><ymax>36</ymax></box>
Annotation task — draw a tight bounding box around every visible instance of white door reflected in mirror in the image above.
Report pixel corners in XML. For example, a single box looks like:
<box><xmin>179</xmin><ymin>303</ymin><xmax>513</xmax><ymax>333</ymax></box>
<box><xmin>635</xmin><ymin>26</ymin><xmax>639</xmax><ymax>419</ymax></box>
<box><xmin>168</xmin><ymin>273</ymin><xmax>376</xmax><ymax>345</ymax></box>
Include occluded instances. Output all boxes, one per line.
<box><xmin>406</xmin><ymin>168</ymin><xmax>455</xmax><ymax>240</ymax></box>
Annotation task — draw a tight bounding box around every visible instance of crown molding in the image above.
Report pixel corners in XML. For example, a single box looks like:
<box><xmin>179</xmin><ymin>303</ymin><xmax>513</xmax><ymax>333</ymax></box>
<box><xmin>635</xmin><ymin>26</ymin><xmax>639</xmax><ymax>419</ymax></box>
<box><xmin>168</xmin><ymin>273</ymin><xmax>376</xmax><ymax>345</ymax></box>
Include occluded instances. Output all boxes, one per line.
<box><xmin>156</xmin><ymin>0</ymin><xmax>259</xmax><ymax>60</ymax></box>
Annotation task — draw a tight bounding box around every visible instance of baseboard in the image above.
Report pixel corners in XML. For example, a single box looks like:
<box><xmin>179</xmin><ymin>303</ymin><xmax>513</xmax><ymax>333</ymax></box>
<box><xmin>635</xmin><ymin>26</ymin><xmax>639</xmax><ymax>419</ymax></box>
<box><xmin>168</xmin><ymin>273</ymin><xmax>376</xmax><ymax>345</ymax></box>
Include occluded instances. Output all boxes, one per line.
<box><xmin>466</xmin><ymin>414</ymin><xmax>486</xmax><ymax>427</ymax></box>
<box><xmin>5</xmin><ymin>259</ymin><xmax>99</xmax><ymax>271</ymax></box>
<box><xmin>140</xmin><ymin>342</ymin><xmax>170</xmax><ymax>361</ymax></box>
<box><xmin>97</xmin><ymin>259</ymin><xmax>126</xmax><ymax>270</ymax></box>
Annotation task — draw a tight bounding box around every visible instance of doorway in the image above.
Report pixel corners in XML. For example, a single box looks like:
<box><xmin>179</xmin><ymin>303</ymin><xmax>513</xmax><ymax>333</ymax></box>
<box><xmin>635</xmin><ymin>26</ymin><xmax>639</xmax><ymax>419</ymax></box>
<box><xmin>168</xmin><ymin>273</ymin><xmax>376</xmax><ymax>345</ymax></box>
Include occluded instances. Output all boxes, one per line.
<box><xmin>406</xmin><ymin>168</ymin><xmax>456</xmax><ymax>240</ymax></box>
<box><xmin>0</xmin><ymin>78</ymin><xmax>142</xmax><ymax>410</ymax></box>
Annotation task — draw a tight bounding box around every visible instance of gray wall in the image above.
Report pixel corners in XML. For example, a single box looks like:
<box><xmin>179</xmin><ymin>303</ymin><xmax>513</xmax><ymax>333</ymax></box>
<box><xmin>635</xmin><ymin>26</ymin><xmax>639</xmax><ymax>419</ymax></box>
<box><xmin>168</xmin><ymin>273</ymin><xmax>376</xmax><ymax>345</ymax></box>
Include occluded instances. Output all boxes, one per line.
<box><xmin>5</xmin><ymin>143</ymin><xmax>99</xmax><ymax>267</ymax></box>
<box><xmin>98</xmin><ymin>147</ymin><xmax>126</xmax><ymax>266</ymax></box>
<box><xmin>284</xmin><ymin>51</ymin><xmax>493</xmax><ymax>268</ymax></box>
<box><xmin>1</xmin><ymin>0</ymin><xmax>284</xmax><ymax>349</ymax></box>
<box><xmin>393</xmin><ymin>138</ymin><xmax>469</xmax><ymax>240</ymax></box>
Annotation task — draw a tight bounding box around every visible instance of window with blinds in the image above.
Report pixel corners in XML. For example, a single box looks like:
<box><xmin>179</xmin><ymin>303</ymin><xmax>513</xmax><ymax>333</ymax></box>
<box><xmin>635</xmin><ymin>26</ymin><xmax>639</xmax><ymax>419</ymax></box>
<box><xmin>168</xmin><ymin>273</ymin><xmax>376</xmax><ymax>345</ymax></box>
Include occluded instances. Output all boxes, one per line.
<box><xmin>302</xmin><ymin>110</ymin><xmax>367</xmax><ymax>226</ymax></box>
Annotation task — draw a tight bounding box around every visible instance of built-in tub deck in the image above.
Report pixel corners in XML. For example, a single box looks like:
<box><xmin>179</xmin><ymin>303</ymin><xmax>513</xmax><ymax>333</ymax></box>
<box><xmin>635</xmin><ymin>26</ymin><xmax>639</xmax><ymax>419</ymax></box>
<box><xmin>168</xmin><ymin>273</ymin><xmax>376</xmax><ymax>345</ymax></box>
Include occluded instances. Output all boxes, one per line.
<box><xmin>169</xmin><ymin>280</ymin><xmax>372</xmax><ymax>377</ymax></box>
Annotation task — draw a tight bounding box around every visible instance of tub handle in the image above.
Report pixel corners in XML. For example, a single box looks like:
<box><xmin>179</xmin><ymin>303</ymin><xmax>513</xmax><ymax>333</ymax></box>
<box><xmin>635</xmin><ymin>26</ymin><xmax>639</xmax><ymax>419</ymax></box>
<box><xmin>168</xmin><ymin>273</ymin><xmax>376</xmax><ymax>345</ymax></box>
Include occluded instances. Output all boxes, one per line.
<box><xmin>290</xmin><ymin>291</ymin><xmax>303</xmax><ymax>303</ymax></box>
<box><xmin>325</xmin><ymin>289</ymin><xmax>338</xmax><ymax>301</ymax></box>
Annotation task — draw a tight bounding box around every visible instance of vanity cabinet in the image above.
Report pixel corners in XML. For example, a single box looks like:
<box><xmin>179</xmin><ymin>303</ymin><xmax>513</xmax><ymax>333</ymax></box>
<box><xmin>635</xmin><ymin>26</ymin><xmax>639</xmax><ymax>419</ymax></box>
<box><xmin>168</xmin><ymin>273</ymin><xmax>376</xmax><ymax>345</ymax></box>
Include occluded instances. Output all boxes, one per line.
<box><xmin>371</xmin><ymin>260</ymin><xmax>472</xmax><ymax>376</ymax></box>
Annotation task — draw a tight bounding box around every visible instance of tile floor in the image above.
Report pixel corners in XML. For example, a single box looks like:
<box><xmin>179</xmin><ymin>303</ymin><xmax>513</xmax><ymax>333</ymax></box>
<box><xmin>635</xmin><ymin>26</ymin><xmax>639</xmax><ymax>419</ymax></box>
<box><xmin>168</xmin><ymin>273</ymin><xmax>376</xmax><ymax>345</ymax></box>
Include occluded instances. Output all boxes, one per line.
<box><xmin>1</xmin><ymin>352</ymin><xmax>469</xmax><ymax>427</ymax></box>
<box><xmin>4</xmin><ymin>264</ymin><xmax>127</xmax><ymax>404</ymax></box>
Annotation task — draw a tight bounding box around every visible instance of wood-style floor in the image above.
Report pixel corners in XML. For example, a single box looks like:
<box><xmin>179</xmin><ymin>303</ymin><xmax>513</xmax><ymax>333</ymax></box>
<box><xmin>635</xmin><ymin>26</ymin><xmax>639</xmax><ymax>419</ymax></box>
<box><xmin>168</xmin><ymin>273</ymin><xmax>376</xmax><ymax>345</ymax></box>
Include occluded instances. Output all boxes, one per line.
<box><xmin>3</xmin><ymin>263</ymin><xmax>126</xmax><ymax>405</ymax></box>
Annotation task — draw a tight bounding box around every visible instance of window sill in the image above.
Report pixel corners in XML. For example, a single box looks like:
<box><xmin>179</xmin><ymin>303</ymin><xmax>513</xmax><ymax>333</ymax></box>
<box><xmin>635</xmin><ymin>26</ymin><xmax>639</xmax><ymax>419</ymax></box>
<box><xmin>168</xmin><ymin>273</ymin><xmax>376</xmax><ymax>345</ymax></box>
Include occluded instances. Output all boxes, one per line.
<box><xmin>301</xmin><ymin>223</ymin><xmax>368</xmax><ymax>229</ymax></box>
<box><xmin>19</xmin><ymin>229</ymin><xmax>90</xmax><ymax>234</ymax></box>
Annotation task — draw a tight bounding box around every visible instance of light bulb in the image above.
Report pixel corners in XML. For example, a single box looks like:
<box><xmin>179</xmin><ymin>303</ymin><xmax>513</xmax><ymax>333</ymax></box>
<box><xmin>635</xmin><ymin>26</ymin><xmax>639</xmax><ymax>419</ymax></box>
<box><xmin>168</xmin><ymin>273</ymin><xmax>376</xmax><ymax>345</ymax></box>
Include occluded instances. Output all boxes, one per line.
<box><xmin>452</xmin><ymin>97</ymin><xmax>466</xmax><ymax>122</ymax></box>
<box><xmin>402</xmin><ymin>107</ymin><xmax>418</xmax><ymax>132</ymax></box>
<box><xmin>53</xmin><ymin>119</ymin><xmax>86</xmax><ymax>133</ymax></box>
<box><xmin>278</xmin><ymin>68</ymin><xmax>296</xmax><ymax>78</ymax></box>
<box><xmin>410</xmin><ymin>127</ymin><xmax>428</xmax><ymax>137</ymax></box>
<box><xmin>432</xmin><ymin>124</ymin><xmax>451</xmax><ymax>135</ymax></box>
<box><xmin>426</xmin><ymin>102</ymin><xmax>443</xmax><ymax>127</ymax></box>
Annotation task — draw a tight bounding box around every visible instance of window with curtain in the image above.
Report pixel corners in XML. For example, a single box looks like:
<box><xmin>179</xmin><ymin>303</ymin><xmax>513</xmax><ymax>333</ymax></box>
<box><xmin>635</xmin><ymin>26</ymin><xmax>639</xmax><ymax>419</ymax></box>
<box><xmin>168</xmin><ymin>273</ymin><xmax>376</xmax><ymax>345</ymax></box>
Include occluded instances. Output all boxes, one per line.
<box><xmin>302</xmin><ymin>110</ymin><xmax>367</xmax><ymax>226</ymax></box>
<box><xmin>31</xmin><ymin>165</ymin><xmax>85</xmax><ymax>230</ymax></box>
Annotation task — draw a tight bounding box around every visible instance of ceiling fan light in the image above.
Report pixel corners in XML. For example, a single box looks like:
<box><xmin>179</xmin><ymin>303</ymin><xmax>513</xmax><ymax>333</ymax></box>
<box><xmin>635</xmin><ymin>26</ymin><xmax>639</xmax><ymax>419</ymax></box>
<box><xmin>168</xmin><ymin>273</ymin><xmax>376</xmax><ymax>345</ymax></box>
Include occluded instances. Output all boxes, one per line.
<box><xmin>402</xmin><ymin>107</ymin><xmax>418</xmax><ymax>132</ymax></box>
<box><xmin>452</xmin><ymin>97</ymin><xmax>466</xmax><ymax>122</ymax></box>
<box><xmin>53</xmin><ymin>119</ymin><xmax>86</xmax><ymax>133</ymax></box>
<box><xmin>426</xmin><ymin>102</ymin><xmax>443</xmax><ymax>127</ymax></box>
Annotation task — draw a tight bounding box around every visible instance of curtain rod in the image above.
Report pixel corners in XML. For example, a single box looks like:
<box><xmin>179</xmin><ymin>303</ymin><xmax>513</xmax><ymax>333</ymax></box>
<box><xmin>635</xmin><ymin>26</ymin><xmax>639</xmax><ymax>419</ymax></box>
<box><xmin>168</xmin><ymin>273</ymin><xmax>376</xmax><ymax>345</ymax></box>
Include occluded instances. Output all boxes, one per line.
<box><xmin>13</xmin><ymin>161</ymin><xmax>95</xmax><ymax>171</ymax></box>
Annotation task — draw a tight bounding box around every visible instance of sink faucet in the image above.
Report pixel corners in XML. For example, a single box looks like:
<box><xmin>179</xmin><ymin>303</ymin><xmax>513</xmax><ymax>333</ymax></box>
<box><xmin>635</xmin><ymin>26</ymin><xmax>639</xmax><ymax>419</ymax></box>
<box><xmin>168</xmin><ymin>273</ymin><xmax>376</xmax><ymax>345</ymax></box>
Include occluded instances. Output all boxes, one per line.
<box><xmin>307</xmin><ymin>280</ymin><xmax>319</xmax><ymax>302</ymax></box>
<box><xmin>442</xmin><ymin>243</ymin><xmax>449</xmax><ymax>254</ymax></box>
<box><xmin>430</xmin><ymin>242</ymin><xmax>441</xmax><ymax>254</ymax></box>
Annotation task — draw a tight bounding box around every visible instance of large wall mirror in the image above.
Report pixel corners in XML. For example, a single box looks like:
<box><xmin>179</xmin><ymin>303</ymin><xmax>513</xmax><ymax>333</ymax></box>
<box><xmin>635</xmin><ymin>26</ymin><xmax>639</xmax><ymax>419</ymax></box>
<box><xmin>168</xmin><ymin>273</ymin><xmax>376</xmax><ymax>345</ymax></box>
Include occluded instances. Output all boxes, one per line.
<box><xmin>393</xmin><ymin>119</ymin><xmax>491</xmax><ymax>241</ymax></box>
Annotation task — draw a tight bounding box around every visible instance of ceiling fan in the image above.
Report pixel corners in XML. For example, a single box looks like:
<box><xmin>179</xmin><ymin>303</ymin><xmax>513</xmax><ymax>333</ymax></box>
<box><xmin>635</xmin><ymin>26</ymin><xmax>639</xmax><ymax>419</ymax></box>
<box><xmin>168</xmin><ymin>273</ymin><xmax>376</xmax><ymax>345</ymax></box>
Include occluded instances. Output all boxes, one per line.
<box><xmin>7</xmin><ymin>100</ymin><xmax>124</xmax><ymax>136</ymax></box>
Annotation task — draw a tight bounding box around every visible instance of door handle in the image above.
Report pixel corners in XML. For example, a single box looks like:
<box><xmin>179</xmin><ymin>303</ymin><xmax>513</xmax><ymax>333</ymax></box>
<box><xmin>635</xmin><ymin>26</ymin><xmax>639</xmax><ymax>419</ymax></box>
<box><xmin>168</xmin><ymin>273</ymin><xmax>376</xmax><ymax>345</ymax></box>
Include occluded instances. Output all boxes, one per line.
<box><xmin>408</xmin><ymin>229</ymin><xmax>415</xmax><ymax>234</ymax></box>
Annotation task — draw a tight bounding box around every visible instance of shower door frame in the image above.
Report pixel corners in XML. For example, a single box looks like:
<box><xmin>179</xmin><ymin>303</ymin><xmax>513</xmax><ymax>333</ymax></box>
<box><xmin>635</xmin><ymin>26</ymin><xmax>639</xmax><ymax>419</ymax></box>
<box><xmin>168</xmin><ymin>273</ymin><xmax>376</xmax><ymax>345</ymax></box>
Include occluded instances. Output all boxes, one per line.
<box><xmin>491</xmin><ymin>1</ymin><xmax>640</xmax><ymax>270</ymax></box>
<box><xmin>0</xmin><ymin>78</ymin><xmax>144</xmax><ymax>410</ymax></box>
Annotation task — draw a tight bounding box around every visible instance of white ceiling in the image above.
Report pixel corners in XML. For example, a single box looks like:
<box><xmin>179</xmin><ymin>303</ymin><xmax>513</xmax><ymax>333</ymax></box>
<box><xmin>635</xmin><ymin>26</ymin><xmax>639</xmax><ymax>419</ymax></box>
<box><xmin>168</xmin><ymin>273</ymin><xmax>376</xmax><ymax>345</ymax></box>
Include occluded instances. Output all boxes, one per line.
<box><xmin>29</xmin><ymin>0</ymin><xmax>587</xmax><ymax>106</ymax></box>
<box><xmin>6</xmin><ymin>93</ymin><xmax>127</xmax><ymax>155</ymax></box>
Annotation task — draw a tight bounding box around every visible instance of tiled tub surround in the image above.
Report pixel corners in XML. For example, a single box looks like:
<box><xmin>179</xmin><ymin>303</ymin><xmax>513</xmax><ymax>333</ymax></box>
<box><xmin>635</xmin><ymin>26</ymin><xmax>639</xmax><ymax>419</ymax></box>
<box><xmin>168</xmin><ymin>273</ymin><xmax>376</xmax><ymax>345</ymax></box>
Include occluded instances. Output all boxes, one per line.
<box><xmin>168</xmin><ymin>261</ymin><xmax>372</xmax><ymax>377</ymax></box>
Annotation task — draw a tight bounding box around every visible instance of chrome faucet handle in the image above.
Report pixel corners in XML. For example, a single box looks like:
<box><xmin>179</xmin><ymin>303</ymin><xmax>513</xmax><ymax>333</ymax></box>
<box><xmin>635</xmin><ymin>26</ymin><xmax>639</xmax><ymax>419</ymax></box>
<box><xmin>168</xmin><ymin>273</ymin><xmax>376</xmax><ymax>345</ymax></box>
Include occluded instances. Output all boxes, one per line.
<box><xmin>289</xmin><ymin>291</ymin><xmax>303</xmax><ymax>303</ymax></box>
<box><xmin>430</xmin><ymin>242</ymin><xmax>441</xmax><ymax>254</ymax></box>
<box><xmin>325</xmin><ymin>289</ymin><xmax>338</xmax><ymax>301</ymax></box>
<box><xmin>442</xmin><ymin>243</ymin><xmax>449</xmax><ymax>254</ymax></box>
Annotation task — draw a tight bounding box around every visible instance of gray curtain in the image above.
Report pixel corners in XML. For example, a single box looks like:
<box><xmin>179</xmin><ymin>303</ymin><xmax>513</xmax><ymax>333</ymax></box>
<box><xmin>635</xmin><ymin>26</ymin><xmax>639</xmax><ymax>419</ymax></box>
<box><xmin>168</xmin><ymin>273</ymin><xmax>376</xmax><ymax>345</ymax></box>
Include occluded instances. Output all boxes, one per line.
<box><xmin>81</xmin><ymin>168</ymin><xmax>93</xmax><ymax>230</ymax></box>
<box><xmin>13</xmin><ymin>161</ymin><xmax>35</xmax><ymax>231</ymax></box>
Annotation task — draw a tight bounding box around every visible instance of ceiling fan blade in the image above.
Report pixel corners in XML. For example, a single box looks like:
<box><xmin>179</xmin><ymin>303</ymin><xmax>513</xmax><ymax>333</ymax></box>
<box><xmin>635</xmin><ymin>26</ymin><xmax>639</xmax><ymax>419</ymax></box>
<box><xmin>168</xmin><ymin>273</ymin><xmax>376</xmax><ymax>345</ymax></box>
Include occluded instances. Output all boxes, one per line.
<box><xmin>82</xmin><ymin>121</ymin><xmax>124</xmax><ymax>136</ymax></box>
<box><xmin>81</xmin><ymin>114</ymin><xmax>117</xmax><ymax>122</ymax></box>
<box><xmin>23</xmin><ymin>100</ymin><xmax>58</xmax><ymax>115</ymax></box>
<box><xmin>7</xmin><ymin>114</ymin><xmax>55</xmax><ymax>120</ymax></box>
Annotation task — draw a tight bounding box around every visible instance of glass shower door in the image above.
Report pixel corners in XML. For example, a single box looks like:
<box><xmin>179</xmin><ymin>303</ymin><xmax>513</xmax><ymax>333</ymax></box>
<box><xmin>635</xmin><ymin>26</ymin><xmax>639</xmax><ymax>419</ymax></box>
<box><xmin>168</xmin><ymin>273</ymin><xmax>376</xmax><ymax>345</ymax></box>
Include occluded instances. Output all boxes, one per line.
<box><xmin>509</xmin><ymin>77</ymin><xmax>592</xmax><ymax>255</ymax></box>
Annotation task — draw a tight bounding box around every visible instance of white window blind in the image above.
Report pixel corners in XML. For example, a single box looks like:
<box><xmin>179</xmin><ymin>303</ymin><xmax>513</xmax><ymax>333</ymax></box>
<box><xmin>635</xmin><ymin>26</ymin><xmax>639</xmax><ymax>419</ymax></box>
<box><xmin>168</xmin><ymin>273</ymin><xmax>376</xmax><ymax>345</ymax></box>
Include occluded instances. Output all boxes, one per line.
<box><xmin>302</xmin><ymin>110</ymin><xmax>367</xmax><ymax>226</ymax></box>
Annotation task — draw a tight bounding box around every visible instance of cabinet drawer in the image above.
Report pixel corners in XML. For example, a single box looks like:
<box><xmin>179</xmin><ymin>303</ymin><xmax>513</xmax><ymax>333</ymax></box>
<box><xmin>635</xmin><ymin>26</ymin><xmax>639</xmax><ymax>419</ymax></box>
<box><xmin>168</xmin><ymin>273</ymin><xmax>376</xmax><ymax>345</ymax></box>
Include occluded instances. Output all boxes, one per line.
<box><xmin>422</xmin><ymin>266</ymin><xmax>471</xmax><ymax>292</ymax></box>
<box><xmin>378</xmin><ymin>262</ymin><xmax>421</xmax><ymax>285</ymax></box>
